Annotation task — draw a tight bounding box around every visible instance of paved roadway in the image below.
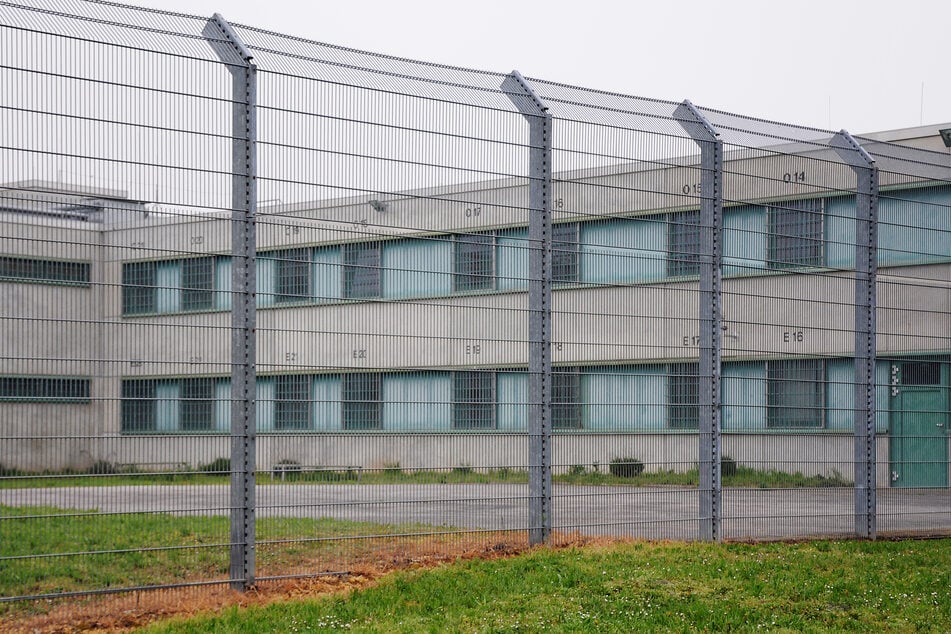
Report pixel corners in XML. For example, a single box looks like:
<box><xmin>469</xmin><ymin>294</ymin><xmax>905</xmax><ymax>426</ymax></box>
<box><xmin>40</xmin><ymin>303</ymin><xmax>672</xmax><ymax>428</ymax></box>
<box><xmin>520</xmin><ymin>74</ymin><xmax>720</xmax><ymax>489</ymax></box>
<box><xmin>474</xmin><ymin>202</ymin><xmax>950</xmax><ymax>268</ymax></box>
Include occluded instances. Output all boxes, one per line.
<box><xmin>3</xmin><ymin>484</ymin><xmax>949</xmax><ymax>541</ymax></box>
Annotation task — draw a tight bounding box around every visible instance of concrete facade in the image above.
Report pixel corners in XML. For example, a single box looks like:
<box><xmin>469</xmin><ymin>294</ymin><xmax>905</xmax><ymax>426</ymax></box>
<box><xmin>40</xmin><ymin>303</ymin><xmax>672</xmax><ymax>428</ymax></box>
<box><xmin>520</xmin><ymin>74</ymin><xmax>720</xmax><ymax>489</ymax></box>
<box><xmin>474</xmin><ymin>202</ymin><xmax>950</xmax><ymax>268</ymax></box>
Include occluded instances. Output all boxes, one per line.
<box><xmin>1</xmin><ymin>125</ymin><xmax>949</xmax><ymax>486</ymax></box>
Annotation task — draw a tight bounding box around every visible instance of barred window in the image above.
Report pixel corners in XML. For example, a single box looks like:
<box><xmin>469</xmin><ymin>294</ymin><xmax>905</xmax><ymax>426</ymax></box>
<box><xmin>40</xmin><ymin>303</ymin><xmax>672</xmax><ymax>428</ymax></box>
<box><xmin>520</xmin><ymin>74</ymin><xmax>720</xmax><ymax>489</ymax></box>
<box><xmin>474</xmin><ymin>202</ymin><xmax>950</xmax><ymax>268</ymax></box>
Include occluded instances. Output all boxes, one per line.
<box><xmin>121</xmin><ymin>261</ymin><xmax>157</xmax><ymax>314</ymax></box>
<box><xmin>454</xmin><ymin>232</ymin><xmax>494</xmax><ymax>292</ymax></box>
<box><xmin>180</xmin><ymin>378</ymin><xmax>215</xmax><ymax>431</ymax></box>
<box><xmin>343</xmin><ymin>242</ymin><xmax>381</xmax><ymax>299</ymax></box>
<box><xmin>768</xmin><ymin>199</ymin><xmax>824</xmax><ymax>269</ymax></box>
<box><xmin>0</xmin><ymin>376</ymin><xmax>90</xmax><ymax>402</ymax></box>
<box><xmin>767</xmin><ymin>359</ymin><xmax>824</xmax><ymax>428</ymax></box>
<box><xmin>121</xmin><ymin>379</ymin><xmax>156</xmax><ymax>432</ymax></box>
<box><xmin>0</xmin><ymin>256</ymin><xmax>90</xmax><ymax>285</ymax></box>
<box><xmin>667</xmin><ymin>210</ymin><xmax>701</xmax><ymax>277</ymax></box>
<box><xmin>552</xmin><ymin>367</ymin><xmax>582</xmax><ymax>429</ymax></box>
<box><xmin>667</xmin><ymin>362</ymin><xmax>699</xmax><ymax>429</ymax></box>
<box><xmin>453</xmin><ymin>371</ymin><xmax>495</xmax><ymax>429</ymax></box>
<box><xmin>181</xmin><ymin>257</ymin><xmax>215</xmax><ymax>311</ymax></box>
<box><xmin>275</xmin><ymin>248</ymin><xmax>311</xmax><ymax>303</ymax></box>
<box><xmin>552</xmin><ymin>223</ymin><xmax>580</xmax><ymax>284</ymax></box>
<box><xmin>342</xmin><ymin>373</ymin><xmax>382</xmax><ymax>430</ymax></box>
<box><xmin>275</xmin><ymin>375</ymin><xmax>312</xmax><ymax>430</ymax></box>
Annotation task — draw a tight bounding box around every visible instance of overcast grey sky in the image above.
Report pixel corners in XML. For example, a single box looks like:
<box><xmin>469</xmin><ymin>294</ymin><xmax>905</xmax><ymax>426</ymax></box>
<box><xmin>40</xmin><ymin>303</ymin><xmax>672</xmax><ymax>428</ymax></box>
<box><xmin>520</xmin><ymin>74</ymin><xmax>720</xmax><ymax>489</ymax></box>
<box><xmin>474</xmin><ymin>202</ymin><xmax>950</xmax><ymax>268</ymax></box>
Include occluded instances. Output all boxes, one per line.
<box><xmin>125</xmin><ymin>0</ymin><xmax>951</xmax><ymax>135</ymax></box>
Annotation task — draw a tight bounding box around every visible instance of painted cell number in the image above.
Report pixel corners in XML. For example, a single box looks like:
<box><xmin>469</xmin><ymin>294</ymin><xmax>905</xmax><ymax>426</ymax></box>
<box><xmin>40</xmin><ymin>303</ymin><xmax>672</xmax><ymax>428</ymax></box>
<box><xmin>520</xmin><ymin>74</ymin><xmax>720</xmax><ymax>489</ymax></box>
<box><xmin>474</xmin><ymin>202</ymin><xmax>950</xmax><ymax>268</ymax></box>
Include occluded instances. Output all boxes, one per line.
<box><xmin>783</xmin><ymin>171</ymin><xmax>806</xmax><ymax>183</ymax></box>
<box><xmin>682</xmin><ymin>183</ymin><xmax>701</xmax><ymax>195</ymax></box>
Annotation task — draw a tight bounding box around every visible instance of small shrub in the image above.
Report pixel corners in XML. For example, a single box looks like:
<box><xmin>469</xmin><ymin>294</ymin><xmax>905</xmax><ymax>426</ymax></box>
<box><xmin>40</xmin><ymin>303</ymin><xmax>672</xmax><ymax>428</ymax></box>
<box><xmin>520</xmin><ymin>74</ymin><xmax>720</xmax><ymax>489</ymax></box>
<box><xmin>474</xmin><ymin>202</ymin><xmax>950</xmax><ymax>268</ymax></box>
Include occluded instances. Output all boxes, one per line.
<box><xmin>200</xmin><ymin>457</ymin><xmax>230</xmax><ymax>474</ymax></box>
<box><xmin>451</xmin><ymin>465</ymin><xmax>473</xmax><ymax>476</ymax></box>
<box><xmin>87</xmin><ymin>460</ymin><xmax>118</xmax><ymax>475</ymax></box>
<box><xmin>609</xmin><ymin>458</ymin><xmax>644</xmax><ymax>478</ymax></box>
<box><xmin>721</xmin><ymin>456</ymin><xmax>737</xmax><ymax>477</ymax></box>
<box><xmin>568</xmin><ymin>464</ymin><xmax>587</xmax><ymax>476</ymax></box>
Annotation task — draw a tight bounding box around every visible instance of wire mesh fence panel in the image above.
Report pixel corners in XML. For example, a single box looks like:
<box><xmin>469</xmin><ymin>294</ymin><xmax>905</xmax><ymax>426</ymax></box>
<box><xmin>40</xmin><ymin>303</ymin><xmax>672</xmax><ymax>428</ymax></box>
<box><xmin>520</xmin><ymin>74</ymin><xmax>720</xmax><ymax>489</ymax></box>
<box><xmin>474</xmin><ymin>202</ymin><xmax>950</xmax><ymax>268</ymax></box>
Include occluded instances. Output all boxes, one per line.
<box><xmin>0</xmin><ymin>0</ymin><xmax>949</xmax><ymax>614</ymax></box>
<box><xmin>230</xmin><ymin>24</ymin><xmax>536</xmax><ymax>581</ymax></box>
<box><xmin>866</xmin><ymin>145</ymin><xmax>951</xmax><ymax>536</ymax></box>
<box><xmin>696</xmin><ymin>117</ymin><xmax>867</xmax><ymax>541</ymax></box>
<box><xmin>0</xmin><ymin>0</ymin><xmax>244</xmax><ymax>605</ymax></box>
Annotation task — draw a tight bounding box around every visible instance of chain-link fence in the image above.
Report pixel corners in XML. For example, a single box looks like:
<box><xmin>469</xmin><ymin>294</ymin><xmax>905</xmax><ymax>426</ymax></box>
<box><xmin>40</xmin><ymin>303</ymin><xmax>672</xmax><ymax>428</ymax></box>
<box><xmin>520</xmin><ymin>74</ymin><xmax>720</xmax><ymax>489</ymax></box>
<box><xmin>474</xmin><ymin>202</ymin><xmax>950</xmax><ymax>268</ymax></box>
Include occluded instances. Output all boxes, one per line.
<box><xmin>1</xmin><ymin>0</ymin><xmax>949</xmax><ymax>607</ymax></box>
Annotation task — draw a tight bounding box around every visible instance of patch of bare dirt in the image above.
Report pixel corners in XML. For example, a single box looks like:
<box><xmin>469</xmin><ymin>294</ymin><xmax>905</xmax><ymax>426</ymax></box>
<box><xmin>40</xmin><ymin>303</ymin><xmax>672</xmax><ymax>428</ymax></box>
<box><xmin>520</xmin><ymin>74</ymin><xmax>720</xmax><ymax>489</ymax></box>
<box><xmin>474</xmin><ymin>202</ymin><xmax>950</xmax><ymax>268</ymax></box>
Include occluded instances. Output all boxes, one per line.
<box><xmin>1</xmin><ymin>532</ymin><xmax>609</xmax><ymax>633</ymax></box>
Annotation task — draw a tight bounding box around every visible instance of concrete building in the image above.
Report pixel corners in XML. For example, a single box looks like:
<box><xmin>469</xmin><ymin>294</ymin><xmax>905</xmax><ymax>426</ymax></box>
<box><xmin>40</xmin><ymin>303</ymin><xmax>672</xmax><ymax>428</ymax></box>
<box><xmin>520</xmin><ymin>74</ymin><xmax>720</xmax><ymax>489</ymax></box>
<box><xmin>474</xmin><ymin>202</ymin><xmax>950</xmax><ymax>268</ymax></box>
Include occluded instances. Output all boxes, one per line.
<box><xmin>1</xmin><ymin>124</ymin><xmax>949</xmax><ymax>487</ymax></box>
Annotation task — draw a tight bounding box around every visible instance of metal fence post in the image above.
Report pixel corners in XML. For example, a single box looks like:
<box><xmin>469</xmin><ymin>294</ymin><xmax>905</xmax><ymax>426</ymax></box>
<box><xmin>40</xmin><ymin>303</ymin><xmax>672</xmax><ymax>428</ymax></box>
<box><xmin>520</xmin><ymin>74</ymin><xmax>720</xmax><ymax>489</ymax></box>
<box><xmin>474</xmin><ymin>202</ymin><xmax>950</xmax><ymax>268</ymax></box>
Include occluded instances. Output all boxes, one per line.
<box><xmin>502</xmin><ymin>71</ymin><xmax>553</xmax><ymax>546</ymax></box>
<box><xmin>832</xmin><ymin>130</ymin><xmax>879</xmax><ymax>540</ymax></box>
<box><xmin>204</xmin><ymin>14</ymin><xmax>258</xmax><ymax>588</ymax></box>
<box><xmin>674</xmin><ymin>100</ymin><xmax>724</xmax><ymax>542</ymax></box>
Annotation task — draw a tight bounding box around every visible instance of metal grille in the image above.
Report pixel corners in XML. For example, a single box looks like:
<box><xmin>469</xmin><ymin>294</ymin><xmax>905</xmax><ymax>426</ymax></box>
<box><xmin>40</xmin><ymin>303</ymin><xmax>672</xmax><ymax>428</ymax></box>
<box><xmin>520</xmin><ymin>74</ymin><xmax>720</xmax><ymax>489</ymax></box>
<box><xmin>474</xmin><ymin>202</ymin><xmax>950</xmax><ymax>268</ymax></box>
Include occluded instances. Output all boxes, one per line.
<box><xmin>767</xmin><ymin>198</ymin><xmax>824</xmax><ymax>268</ymax></box>
<box><xmin>0</xmin><ymin>376</ymin><xmax>89</xmax><ymax>402</ymax></box>
<box><xmin>0</xmin><ymin>256</ymin><xmax>90</xmax><ymax>285</ymax></box>
<box><xmin>667</xmin><ymin>210</ymin><xmax>701</xmax><ymax>277</ymax></box>
<box><xmin>667</xmin><ymin>363</ymin><xmax>699</xmax><ymax>430</ymax></box>
<box><xmin>342</xmin><ymin>373</ymin><xmax>382</xmax><ymax>430</ymax></box>
<box><xmin>121</xmin><ymin>261</ymin><xmax>157</xmax><ymax>314</ymax></box>
<box><xmin>453</xmin><ymin>371</ymin><xmax>496</xmax><ymax>429</ymax></box>
<box><xmin>901</xmin><ymin>362</ymin><xmax>942</xmax><ymax>386</ymax></box>
<box><xmin>181</xmin><ymin>257</ymin><xmax>215</xmax><ymax>311</ymax></box>
<box><xmin>454</xmin><ymin>232</ymin><xmax>495</xmax><ymax>291</ymax></box>
<box><xmin>343</xmin><ymin>242</ymin><xmax>381</xmax><ymax>299</ymax></box>
<box><xmin>552</xmin><ymin>368</ymin><xmax>581</xmax><ymax>429</ymax></box>
<box><xmin>552</xmin><ymin>223</ymin><xmax>579</xmax><ymax>284</ymax></box>
<box><xmin>275</xmin><ymin>374</ymin><xmax>312</xmax><ymax>430</ymax></box>
<box><xmin>766</xmin><ymin>359</ymin><xmax>825</xmax><ymax>428</ymax></box>
<box><xmin>274</xmin><ymin>248</ymin><xmax>311</xmax><ymax>303</ymax></box>
<box><xmin>120</xmin><ymin>379</ymin><xmax>157</xmax><ymax>432</ymax></box>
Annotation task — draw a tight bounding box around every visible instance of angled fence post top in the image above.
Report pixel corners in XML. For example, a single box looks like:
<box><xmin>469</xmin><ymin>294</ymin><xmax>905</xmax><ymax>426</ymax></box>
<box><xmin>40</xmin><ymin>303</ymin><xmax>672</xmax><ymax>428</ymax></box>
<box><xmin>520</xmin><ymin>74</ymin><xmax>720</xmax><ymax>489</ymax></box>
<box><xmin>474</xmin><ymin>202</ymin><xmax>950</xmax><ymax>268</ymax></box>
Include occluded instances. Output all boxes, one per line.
<box><xmin>203</xmin><ymin>13</ymin><xmax>255</xmax><ymax>67</ymax></box>
<box><xmin>674</xmin><ymin>99</ymin><xmax>720</xmax><ymax>143</ymax></box>
<box><xmin>501</xmin><ymin>71</ymin><xmax>549</xmax><ymax>117</ymax></box>
<box><xmin>831</xmin><ymin>129</ymin><xmax>877</xmax><ymax>171</ymax></box>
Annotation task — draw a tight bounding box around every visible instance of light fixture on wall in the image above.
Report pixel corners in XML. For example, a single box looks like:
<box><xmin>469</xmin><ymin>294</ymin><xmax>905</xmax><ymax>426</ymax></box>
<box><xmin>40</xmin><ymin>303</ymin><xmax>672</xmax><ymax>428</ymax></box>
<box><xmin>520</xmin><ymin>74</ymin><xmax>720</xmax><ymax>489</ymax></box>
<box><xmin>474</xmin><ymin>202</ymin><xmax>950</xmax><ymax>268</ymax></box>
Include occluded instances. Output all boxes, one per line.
<box><xmin>369</xmin><ymin>199</ymin><xmax>387</xmax><ymax>213</ymax></box>
<box><xmin>939</xmin><ymin>128</ymin><xmax>951</xmax><ymax>148</ymax></box>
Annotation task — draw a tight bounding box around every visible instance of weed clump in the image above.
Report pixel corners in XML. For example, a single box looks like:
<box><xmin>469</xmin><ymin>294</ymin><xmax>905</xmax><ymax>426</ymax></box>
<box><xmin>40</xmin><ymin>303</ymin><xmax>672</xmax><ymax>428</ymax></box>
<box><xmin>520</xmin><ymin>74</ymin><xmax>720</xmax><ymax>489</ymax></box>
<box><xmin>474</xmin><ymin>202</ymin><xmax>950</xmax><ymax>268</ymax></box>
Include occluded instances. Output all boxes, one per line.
<box><xmin>199</xmin><ymin>457</ymin><xmax>230</xmax><ymax>474</ymax></box>
<box><xmin>608</xmin><ymin>458</ymin><xmax>644</xmax><ymax>478</ymax></box>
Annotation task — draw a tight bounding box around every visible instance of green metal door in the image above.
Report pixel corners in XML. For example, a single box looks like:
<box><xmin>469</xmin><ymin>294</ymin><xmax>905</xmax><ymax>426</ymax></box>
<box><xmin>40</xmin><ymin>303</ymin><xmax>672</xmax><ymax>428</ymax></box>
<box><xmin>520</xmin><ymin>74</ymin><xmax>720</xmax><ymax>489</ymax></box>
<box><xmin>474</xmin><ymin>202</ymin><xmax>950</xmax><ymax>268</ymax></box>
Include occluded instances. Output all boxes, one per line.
<box><xmin>889</xmin><ymin>362</ymin><xmax>949</xmax><ymax>488</ymax></box>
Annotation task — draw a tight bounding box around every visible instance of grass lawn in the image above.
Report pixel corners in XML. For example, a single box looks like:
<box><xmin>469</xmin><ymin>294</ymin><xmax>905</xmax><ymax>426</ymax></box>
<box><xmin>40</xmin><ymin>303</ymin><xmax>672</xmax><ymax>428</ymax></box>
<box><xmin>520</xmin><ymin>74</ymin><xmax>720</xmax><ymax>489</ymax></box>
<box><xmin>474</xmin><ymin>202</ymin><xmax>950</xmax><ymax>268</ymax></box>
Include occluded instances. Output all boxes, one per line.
<box><xmin>144</xmin><ymin>538</ymin><xmax>951</xmax><ymax>633</ymax></box>
<box><xmin>0</xmin><ymin>463</ymin><xmax>851</xmax><ymax>489</ymax></box>
<box><xmin>0</xmin><ymin>505</ymin><xmax>455</xmax><ymax>600</ymax></box>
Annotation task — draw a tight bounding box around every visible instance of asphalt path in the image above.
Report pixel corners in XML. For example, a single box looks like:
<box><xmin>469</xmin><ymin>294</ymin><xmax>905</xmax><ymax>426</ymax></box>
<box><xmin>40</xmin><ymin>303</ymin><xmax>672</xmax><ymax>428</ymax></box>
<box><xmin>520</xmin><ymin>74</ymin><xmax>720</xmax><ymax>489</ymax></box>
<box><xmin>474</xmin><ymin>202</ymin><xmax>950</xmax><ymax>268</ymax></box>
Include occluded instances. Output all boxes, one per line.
<box><xmin>3</xmin><ymin>484</ymin><xmax>949</xmax><ymax>541</ymax></box>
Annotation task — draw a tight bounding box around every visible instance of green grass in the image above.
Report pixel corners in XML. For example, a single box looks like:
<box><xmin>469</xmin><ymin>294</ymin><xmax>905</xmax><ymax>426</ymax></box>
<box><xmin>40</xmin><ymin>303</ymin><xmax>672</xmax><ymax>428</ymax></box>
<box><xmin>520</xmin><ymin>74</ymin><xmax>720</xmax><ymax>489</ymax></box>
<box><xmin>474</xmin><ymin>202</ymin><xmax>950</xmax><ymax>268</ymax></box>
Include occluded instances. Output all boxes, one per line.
<box><xmin>0</xmin><ymin>505</ymin><xmax>449</xmax><ymax>600</ymax></box>
<box><xmin>144</xmin><ymin>538</ymin><xmax>951</xmax><ymax>633</ymax></box>
<box><xmin>556</xmin><ymin>464</ymin><xmax>852</xmax><ymax>488</ymax></box>
<box><xmin>1</xmin><ymin>464</ymin><xmax>851</xmax><ymax>489</ymax></box>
